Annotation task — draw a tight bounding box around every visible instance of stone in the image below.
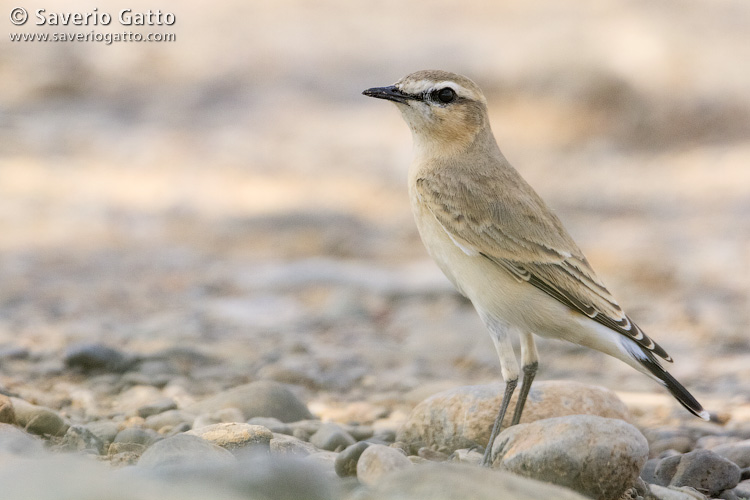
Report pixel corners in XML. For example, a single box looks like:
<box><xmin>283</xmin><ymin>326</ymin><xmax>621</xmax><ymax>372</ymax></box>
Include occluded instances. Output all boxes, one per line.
<box><xmin>309</xmin><ymin>422</ymin><xmax>356</xmax><ymax>451</ymax></box>
<box><xmin>655</xmin><ymin>454</ymin><xmax>682</xmax><ymax>486</ymax></box>
<box><xmin>270</xmin><ymin>433</ymin><xmax>320</xmax><ymax>457</ymax></box>
<box><xmin>356</xmin><ymin>444</ymin><xmax>412</xmax><ymax>486</ymax></box>
<box><xmin>59</xmin><ymin>425</ymin><xmax>105</xmax><ymax>454</ymax></box>
<box><xmin>10</xmin><ymin>397</ymin><xmax>69</xmax><ymax>437</ymax></box>
<box><xmin>641</xmin><ymin>457</ymin><xmax>661</xmax><ymax>484</ymax></box>
<box><xmin>667</xmin><ymin>449</ymin><xmax>741</xmax><ymax>497</ymax></box>
<box><xmin>85</xmin><ymin>420</ymin><xmax>120</xmax><ymax>446</ymax></box>
<box><xmin>731</xmin><ymin>480</ymin><xmax>750</xmax><ymax>498</ymax></box>
<box><xmin>113</xmin><ymin>426</ymin><xmax>161</xmax><ymax>446</ymax></box>
<box><xmin>0</xmin><ymin>395</ymin><xmax>16</xmax><ymax>424</ymax></box>
<box><xmin>648</xmin><ymin>485</ymin><xmax>708</xmax><ymax>500</ymax></box>
<box><xmin>144</xmin><ymin>409</ymin><xmax>195</xmax><ymax>431</ymax></box>
<box><xmin>186</xmin><ymin>423</ymin><xmax>273</xmax><ymax>453</ymax></box>
<box><xmin>137</xmin><ymin>433</ymin><xmax>236</xmax><ymax>469</ymax></box>
<box><xmin>711</xmin><ymin>439</ymin><xmax>750</xmax><ymax>468</ymax></box>
<box><xmin>397</xmin><ymin>381</ymin><xmax>630</xmax><ymax>454</ymax></box>
<box><xmin>187</xmin><ymin>381</ymin><xmax>313</xmax><ymax>423</ymax></box>
<box><xmin>335</xmin><ymin>441</ymin><xmax>370</xmax><ymax>477</ymax></box>
<box><xmin>63</xmin><ymin>343</ymin><xmax>134</xmax><ymax>372</ymax></box>
<box><xmin>492</xmin><ymin>415</ymin><xmax>648</xmax><ymax>500</ymax></box>
<box><xmin>350</xmin><ymin>462</ymin><xmax>589</xmax><ymax>499</ymax></box>
<box><xmin>247</xmin><ymin>416</ymin><xmax>293</xmax><ymax>435</ymax></box>
<box><xmin>137</xmin><ymin>398</ymin><xmax>178</xmax><ymax>418</ymax></box>
<box><xmin>0</xmin><ymin>423</ymin><xmax>46</xmax><ymax>456</ymax></box>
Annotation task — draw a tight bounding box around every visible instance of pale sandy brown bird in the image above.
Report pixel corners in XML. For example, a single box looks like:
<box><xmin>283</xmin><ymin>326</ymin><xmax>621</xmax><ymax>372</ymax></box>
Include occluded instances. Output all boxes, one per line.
<box><xmin>363</xmin><ymin>70</ymin><xmax>708</xmax><ymax>465</ymax></box>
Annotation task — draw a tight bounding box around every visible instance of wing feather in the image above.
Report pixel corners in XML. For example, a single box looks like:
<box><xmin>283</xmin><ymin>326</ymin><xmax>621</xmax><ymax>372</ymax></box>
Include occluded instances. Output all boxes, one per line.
<box><xmin>416</xmin><ymin>167</ymin><xmax>672</xmax><ymax>362</ymax></box>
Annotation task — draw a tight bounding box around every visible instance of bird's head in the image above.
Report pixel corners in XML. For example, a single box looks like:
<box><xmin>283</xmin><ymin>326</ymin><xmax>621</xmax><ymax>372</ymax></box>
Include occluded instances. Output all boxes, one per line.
<box><xmin>363</xmin><ymin>70</ymin><xmax>490</xmax><ymax>156</ymax></box>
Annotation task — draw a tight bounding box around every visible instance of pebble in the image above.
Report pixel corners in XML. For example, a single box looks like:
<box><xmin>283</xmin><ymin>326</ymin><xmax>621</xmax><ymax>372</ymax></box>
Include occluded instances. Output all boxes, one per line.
<box><xmin>0</xmin><ymin>395</ymin><xmax>15</xmax><ymax>424</ymax></box>
<box><xmin>335</xmin><ymin>441</ymin><xmax>370</xmax><ymax>477</ymax></box>
<box><xmin>144</xmin><ymin>409</ymin><xmax>196</xmax><ymax>431</ymax></box>
<box><xmin>186</xmin><ymin>381</ymin><xmax>313</xmax><ymax>422</ymax></box>
<box><xmin>186</xmin><ymin>423</ymin><xmax>273</xmax><ymax>453</ymax></box>
<box><xmin>356</xmin><ymin>444</ymin><xmax>412</xmax><ymax>486</ymax></box>
<box><xmin>270</xmin><ymin>432</ymin><xmax>320</xmax><ymax>457</ymax></box>
<box><xmin>491</xmin><ymin>414</ymin><xmax>648</xmax><ymax>500</ymax></box>
<box><xmin>351</xmin><ymin>462</ymin><xmax>589</xmax><ymax>499</ymax></box>
<box><xmin>63</xmin><ymin>343</ymin><xmax>134</xmax><ymax>373</ymax></box>
<box><xmin>247</xmin><ymin>416</ymin><xmax>293</xmax><ymax>435</ymax></box>
<box><xmin>59</xmin><ymin>425</ymin><xmax>105</xmax><ymax>454</ymax></box>
<box><xmin>137</xmin><ymin>398</ymin><xmax>179</xmax><ymax>418</ymax></box>
<box><xmin>137</xmin><ymin>433</ymin><xmax>236</xmax><ymax>469</ymax></box>
<box><xmin>396</xmin><ymin>381</ymin><xmax>629</xmax><ymax>454</ymax></box>
<box><xmin>10</xmin><ymin>397</ymin><xmax>69</xmax><ymax>437</ymax></box>
<box><xmin>108</xmin><ymin>427</ymin><xmax>161</xmax><ymax>456</ymax></box>
<box><xmin>710</xmin><ymin>439</ymin><xmax>750</xmax><ymax>468</ymax></box>
<box><xmin>657</xmin><ymin>449</ymin><xmax>741</xmax><ymax>497</ymax></box>
<box><xmin>85</xmin><ymin>420</ymin><xmax>120</xmax><ymax>446</ymax></box>
<box><xmin>309</xmin><ymin>422</ymin><xmax>356</xmax><ymax>451</ymax></box>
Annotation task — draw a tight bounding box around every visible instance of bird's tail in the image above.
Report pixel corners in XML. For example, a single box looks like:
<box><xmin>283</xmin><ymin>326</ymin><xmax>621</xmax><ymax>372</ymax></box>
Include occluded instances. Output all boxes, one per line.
<box><xmin>624</xmin><ymin>341</ymin><xmax>709</xmax><ymax>421</ymax></box>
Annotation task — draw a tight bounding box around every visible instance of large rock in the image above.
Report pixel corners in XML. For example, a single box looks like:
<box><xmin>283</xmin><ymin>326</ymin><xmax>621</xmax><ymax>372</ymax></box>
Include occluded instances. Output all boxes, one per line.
<box><xmin>349</xmin><ymin>462</ymin><xmax>589</xmax><ymax>500</ymax></box>
<box><xmin>397</xmin><ymin>381</ymin><xmax>629</xmax><ymax>454</ymax></box>
<box><xmin>187</xmin><ymin>381</ymin><xmax>313</xmax><ymax>423</ymax></box>
<box><xmin>491</xmin><ymin>415</ymin><xmax>648</xmax><ymax>500</ymax></box>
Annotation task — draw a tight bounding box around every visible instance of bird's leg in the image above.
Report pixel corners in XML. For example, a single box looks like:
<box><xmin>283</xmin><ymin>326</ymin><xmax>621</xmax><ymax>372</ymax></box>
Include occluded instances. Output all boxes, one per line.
<box><xmin>480</xmin><ymin>315</ymin><xmax>519</xmax><ymax>467</ymax></box>
<box><xmin>511</xmin><ymin>332</ymin><xmax>539</xmax><ymax>426</ymax></box>
<box><xmin>511</xmin><ymin>361</ymin><xmax>538</xmax><ymax>425</ymax></box>
<box><xmin>481</xmin><ymin>376</ymin><xmax>517</xmax><ymax>467</ymax></box>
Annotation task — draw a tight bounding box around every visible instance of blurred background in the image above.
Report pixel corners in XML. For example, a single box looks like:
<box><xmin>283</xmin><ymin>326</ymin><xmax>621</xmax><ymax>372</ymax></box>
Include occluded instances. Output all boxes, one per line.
<box><xmin>0</xmin><ymin>0</ymin><xmax>748</xmax><ymax>422</ymax></box>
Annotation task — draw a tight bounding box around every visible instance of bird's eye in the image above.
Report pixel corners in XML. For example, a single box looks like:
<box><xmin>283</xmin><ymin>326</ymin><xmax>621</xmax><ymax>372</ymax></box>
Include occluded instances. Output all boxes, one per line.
<box><xmin>433</xmin><ymin>87</ymin><xmax>456</xmax><ymax>104</ymax></box>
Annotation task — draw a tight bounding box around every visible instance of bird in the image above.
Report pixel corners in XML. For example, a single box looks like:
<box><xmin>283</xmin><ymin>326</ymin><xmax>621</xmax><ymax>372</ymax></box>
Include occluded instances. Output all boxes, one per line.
<box><xmin>363</xmin><ymin>70</ymin><xmax>708</xmax><ymax>466</ymax></box>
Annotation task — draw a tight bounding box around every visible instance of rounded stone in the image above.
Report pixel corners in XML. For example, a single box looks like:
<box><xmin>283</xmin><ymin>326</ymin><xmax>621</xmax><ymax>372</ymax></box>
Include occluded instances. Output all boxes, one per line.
<box><xmin>187</xmin><ymin>381</ymin><xmax>313</xmax><ymax>423</ymax></box>
<box><xmin>270</xmin><ymin>432</ymin><xmax>320</xmax><ymax>457</ymax></box>
<box><xmin>64</xmin><ymin>343</ymin><xmax>133</xmax><ymax>372</ymax></box>
<box><xmin>491</xmin><ymin>414</ymin><xmax>648</xmax><ymax>500</ymax></box>
<box><xmin>186</xmin><ymin>423</ymin><xmax>273</xmax><ymax>453</ymax></box>
<box><xmin>137</xmin><ymin>433</ymin><xmax>235</xmax><ymax>469</ymax></box>
<box><xmin>309</xmin><ymin>422</ymin><xmax>356</xmax><ymax>452</ymax></box>
<box><xmin>0</xmin><ymin>395</ymin><xmax>16</xmax><ymax>425</ymax></box>
<box><xmin>356</xmin><ymin>444</ymin><xmax>413</xmax><ymax>486</ymax></box>
<box><xmin>10</xmin><ymin>397</ymin><xmax>69</xmax><ymax>437</ymax></box>
<box><xmin>667</xmin><ymin>449</ymin><xmax>741</xmax><ymax>497</ymax></box>
<box><xmin>397</xmin><ymin>381</ymin><xmax>630</xmax><ymax>454</ymax></box>
<box><xmin>335</xmin><ymin>441</ymin><xmax>370</xmax><ymax>477</ymax></box>
<box><xmin>711</xmin><ymin>439</ymin><xmax>750</xmax><ymax>468</ymax></box>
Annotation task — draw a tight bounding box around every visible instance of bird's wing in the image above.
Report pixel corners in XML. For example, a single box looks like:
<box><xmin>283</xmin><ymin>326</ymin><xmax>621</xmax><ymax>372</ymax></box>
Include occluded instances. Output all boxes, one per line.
<box><xmin>415</xmin><ymin>167</ymin><xmax>672</xmax><ymax>361</ymax></box>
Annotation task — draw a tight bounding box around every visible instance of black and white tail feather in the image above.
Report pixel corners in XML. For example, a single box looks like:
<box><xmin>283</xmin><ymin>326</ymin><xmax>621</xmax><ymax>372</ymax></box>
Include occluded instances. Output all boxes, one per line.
<box><xmin>622</xmin><ymin>340</ymin><xmax>709</xmax><ymax>420</ymax></box>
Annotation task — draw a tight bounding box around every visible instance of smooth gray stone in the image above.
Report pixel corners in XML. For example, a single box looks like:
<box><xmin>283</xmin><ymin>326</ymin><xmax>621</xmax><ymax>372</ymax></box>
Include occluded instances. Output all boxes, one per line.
<box><xmin>10</xmin><ymin>398</ymin><xmax>69</xmax><ymax>437</ymax></box>
<box><xmin>137</xmin><ymin>434</ymin><xmax>236</xmax><ymax>469</ymax></box>
<box><xmin>310</xmin><ymin>422</ymin><xmax>356</xmax><ymax>451</ymax></box>
<box><xmin>187</xmin><ymin>381</ymin><xmax>313</xmax><ymax>423</ymax></box>
<box><xmin>138</xmin><ymin>398</ymin><xmax>178</xmax><ymax>419</ymax></box>
<box><xmin>335</xmin><ymin>441</ymin><xmax>370</xmax><ymax>477</ymax></box>
<box><xmin>668</xmin><ymin>449</ymin><xmax>741</xmax><ymax>497</ymax></box>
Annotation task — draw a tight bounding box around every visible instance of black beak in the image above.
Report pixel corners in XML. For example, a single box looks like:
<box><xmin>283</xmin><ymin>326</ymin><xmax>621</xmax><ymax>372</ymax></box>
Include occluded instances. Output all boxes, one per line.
<box><xmin>362</xmin><ymin>85</ymin><xmax>414</xmax><ymax>104</ymax></box>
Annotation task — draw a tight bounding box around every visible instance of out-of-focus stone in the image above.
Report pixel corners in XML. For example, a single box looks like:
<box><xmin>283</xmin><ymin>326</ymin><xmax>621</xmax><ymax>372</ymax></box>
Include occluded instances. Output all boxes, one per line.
<box><xmin>186</xmin><ymin>423</ymin><xmax>272</xmax><ymax>453</ymax></box>
<box><xmin>356</xmin><ymin>444</ymin><xmax>412</xmax><ymax>486</ymax></box>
